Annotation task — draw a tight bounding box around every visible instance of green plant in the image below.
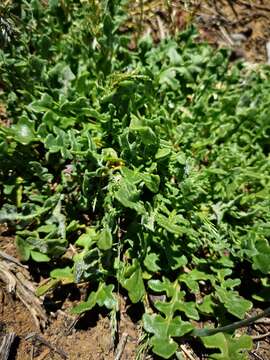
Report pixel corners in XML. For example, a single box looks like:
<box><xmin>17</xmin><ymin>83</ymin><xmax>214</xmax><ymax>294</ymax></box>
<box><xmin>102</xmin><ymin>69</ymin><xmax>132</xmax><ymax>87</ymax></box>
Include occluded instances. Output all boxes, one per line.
<box><xmin>0</xmin><ymin>1</ymin><xmax>269</xmax><ymax>358</ymax></box>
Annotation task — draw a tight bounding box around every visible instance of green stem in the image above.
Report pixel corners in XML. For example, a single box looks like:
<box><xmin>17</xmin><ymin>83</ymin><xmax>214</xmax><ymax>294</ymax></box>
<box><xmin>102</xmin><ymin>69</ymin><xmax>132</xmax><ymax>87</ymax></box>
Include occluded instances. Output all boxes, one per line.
<box><xmin>192</xmin><ymin>306</ymin><xmax>270</xmax><ymax>337</ymax></box>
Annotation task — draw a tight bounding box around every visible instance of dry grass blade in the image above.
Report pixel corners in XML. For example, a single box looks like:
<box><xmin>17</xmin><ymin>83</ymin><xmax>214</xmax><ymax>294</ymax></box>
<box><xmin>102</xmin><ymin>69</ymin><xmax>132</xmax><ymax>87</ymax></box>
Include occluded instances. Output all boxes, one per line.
<box><xmin>0</xmin><ymin>251</ymin><xmax>47</xmax><ymax>329</ymax></box>
<box><xmin>252</xmin><ymin>332</ymin><xmax>270</xmax><ymax>341</ymax></box>
<box><xmin>180</xmin><ymin>344</ymin><xmax>198</xmax><ymax>360</ymax></box>
<box><xmin>0</xmin><ymin>332</ymin><xmax>16</xmax><ymax>360</ymax></box>
<box><xmin>255</xmin><ymin>318</ymin><xmax>270</xmax><ymax>325</ymax></box>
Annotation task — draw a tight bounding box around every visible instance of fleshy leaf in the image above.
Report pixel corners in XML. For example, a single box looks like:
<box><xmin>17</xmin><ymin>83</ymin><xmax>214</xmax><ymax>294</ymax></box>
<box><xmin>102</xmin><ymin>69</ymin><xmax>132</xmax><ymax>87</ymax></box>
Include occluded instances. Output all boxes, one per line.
<box><xmin>114</xmin><ymin>178</ymin><xmax>145</xmax><ymax>214</ymax></box>
<box><xmin>12</xmin><ymin>116</ymin><xmax>36</xmax><ymax>144</ymax></box>
<box><xmin>143</xmin><ymin>313</ymin><xmax>193</xmax><ymax>358</ymax></box>
<box><xmin>252</xmin><ymin>240</ymin><xmax>270</xmax><ymax>274</ymax></box>
<box><xmin>121</xmin><ymin>262</ymin><xmax>145</xmax><ymax>303</ymax></box>
<box><xmin>148</xmin><ymin>277</ymin><xmax>175</xmax><ymax>298</ymax></box>
<box><xmin>202</xmin><ymin>333</ymin><xmax>252</xmax><ymax>360</ymax></box>
<box><xmin>30</xmin><ymin>251</ymin><xmax>50</xmax><ymax>262</ymax></box>
<box><xmin>144</xmin><ymin>253</ymin><xmax>161</xmax><ymax>272</ymax></box>
<box><xmin>97</xmin><ymin>227</ymin><xmax>113</xmax><ymax>250</ymax></box>
<box><xmin>71</xmin><ymin>283</ymin><xmax>117</xmax><ymax>314</ymax></box>
<box><xmin>215</xmin><ymin>287</ymin><xmax>252</xmax><ymax>319</ymax></box>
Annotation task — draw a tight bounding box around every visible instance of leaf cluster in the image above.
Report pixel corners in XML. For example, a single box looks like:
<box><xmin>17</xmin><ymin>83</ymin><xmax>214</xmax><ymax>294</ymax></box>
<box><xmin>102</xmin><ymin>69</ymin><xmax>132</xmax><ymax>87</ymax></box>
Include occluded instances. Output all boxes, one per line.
<box><xmin>0</xmin><ymin>1</ymin><xmax>270</xmax><ymax>358</ymax></box>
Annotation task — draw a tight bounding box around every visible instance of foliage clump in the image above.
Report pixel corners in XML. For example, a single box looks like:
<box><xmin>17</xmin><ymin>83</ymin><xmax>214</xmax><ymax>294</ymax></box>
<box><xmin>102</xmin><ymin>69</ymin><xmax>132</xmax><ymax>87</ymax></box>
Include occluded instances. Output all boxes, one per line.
<box><xmin>0</xmin><ymin>1</ymin><xmax>269</xmax><ymax>358</ymax></box>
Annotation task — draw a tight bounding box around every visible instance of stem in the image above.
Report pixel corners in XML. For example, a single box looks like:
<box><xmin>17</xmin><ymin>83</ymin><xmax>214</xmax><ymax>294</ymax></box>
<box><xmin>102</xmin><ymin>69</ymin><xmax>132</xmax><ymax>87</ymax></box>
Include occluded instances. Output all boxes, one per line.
<box><xmin>192</xmin><ymin>306</ymin><xmax>270</xmax><ymax>337</ymax></box>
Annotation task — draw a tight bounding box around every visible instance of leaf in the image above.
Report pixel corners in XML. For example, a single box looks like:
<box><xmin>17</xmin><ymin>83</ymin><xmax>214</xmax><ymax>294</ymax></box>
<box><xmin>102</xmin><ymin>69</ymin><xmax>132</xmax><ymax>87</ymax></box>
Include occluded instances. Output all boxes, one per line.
<box><xmin>155</xmin><ymin>148</ymin><xmax>171</xmax><ymax>160</ymax></box>
<box><xmin>76</xmin><ymin>228</ymin><xmax>97</xmax><ymax>249</ymax></box>
<box><xmin>252</xmin><ymin>240</ymin><xmax>270</xmax><ymax>274</ymax></box>
<box><xmin>114</xmin><ymin>178</ymin><xmax>145</xmax><ymax>214</ymax></box>
<box><xmin>50</xmin><ymin>266</ymin><xmax>74</xmax><ymax>283</ymax></box>
<box><xmin>12</xmin><ymin>116</ymin><xmax>36</xmax><ymax>144</ymax></box>
<box><xmin>197</xmin><ymin>294</ymin><xmax>215</xmax><ymax>315</ymax></box>
<box><xmin>30</xmin><ymin>251</ymin><xmax>50</xmax><ymax>262</ymax></box>
<box><xmin>29</xmin><ymin>93</ymin><xmax>54</xmax><ymax>113</ymax></box>
<box><xmin>71</xmin><ymin>289</ymin><xmax>97</xmax><ymax>314</ymax></box>
<box><xmin>16</xmin><ymin>236</ymin><xmax>31</xmax><ymax>261</ymax></box>
<box><xmin>155</xmin><ymin>213</ymin><xmax>187</xmax><ymax>236</ymax></box>
<box><xmin>143</xmin><ymin>313</ymin><xmax>193</xmax><ymax>358</ymax></box>
<box><xmin>150</xmin><ymin>337</ymin><xmax>178</xmax><ymax>359</ymax></box>
<box><xmin>121</xmin><ymin>262</ymin><xmax>145</xmax><ymax>303</ymax></box>
<box><xmin>142</xmin><ymin>173</ymin><xmax>160</xmax><ymax>193</ymax></box>
<box><xmin>143</xmin><ymin>253</ymin><xmax>161</xmax><ymax>272</ymax></box>
<box><xmin>215</xmin><ymin>287</ymin><xmax>252</xmax><ymax>319</ymax></box>
<box><xmin>179</xmin><ymin>270</ymin><xmax>214</xmax><ymax>293</ymax></box>
<box><xmin>148</xmin><ymin>277</ymin><xmax>176</xmax><ymax>298</ymax></box>
<box><xmin>159</xmin><ymin>68</ymin><xmax>178</xmax><ymax>90</ymax></box>
<box><xmin>96</xmin><ymin>284</ymin><xmax>118</xmax><ymax>310</ymax></box>
<box><xmin>36</xmin><ymin>278</ymin><xmax>60</xmax><ymax>296</ymax></box>
<box><xmin>129</xmin><ymin>126</ymin><xmax>157</xmax><ymax>145</ymax></box>
<box><xmin>202</xmin><ymin>333</ymin><xmax>252</xmax><ymax>360</ymax></box>
<box><xmin>71</xmin><ymin>283</ymin><xmax>117</xmax><ymax>314</ymax></box>
<box><xmin>154</xmin><ymin>291</ymin><xmax>199</xmax><ymax>321</ymax></box>
<box><xmin>29</xmin><ymin>161</ymin><xmax>53</xmax><ymax>182</ymax></box>
<box><xmin>97</xmin><ymin>227</ymin><xmax>113</xmax><ymax>250</ymax></box>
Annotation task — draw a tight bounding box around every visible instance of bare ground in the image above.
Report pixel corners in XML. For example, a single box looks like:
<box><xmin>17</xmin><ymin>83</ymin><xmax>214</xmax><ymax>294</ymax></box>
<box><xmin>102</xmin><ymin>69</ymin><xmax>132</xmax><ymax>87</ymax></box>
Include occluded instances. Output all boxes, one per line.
<box><xmin>127</xmin><ymin>0</ymin><xmax>270</xmax><ymax>63</ymax></box>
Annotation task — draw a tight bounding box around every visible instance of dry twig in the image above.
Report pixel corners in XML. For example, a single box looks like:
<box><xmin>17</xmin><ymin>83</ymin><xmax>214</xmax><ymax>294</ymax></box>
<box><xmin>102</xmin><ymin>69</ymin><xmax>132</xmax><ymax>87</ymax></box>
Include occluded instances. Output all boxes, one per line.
<box><xmin>114</xmin><ymin>332</ymin><xmax>128</xmax><ymax>360</ymax></box>
<box><xmin>25</xmin><ymin>332</ymin><xmax>67</xmax><ymax>359</ymax></box>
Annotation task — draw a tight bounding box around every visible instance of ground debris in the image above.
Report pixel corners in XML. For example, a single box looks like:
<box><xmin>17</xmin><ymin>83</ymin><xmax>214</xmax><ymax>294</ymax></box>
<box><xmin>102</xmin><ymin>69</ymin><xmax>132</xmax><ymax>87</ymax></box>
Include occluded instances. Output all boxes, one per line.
<box><xmin>0</xmin><ymin>250</ymin><xmax>47</xmax><ymax>329</ymax></box>
<box><xmin>25</xmin><ymin>332</ymin><xmax>68</xmax><ymax>359</ymax></box>
<box><xmin>126</xmin><ymin>0</ymin><xmax>270</xmax><ymax>63</ymax></box>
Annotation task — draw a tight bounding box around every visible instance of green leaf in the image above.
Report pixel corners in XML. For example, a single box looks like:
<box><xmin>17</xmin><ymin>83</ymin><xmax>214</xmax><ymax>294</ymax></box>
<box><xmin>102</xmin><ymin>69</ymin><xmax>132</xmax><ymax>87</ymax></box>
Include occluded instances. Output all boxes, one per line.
<box><xmin>71</xmin><ymin>283</ymin><xmax>117</xmax><ymax>314</ymax></box>
<box><xmin>96</xmin><ymin>284</ymin><xmax>118</xmax><ymax>310</ymax></box>
<box><xmin>114</xmin><ymin>178</ymin><xmax>145</xmax><ymax>214</ymax></box>
<box><xmin>252</xmin><ymin>240</ymin><xmax>270</xmax><ymax>274</ymax></box>
<box><xmin>156</xmin><ymin>213</ymin><xmax>187</xmax><ymax>236</ymax></box>
<box><xmin>36</xmin><ymin>278</ymin><xmax>60</xmax><ymax>296</ymax></box>
<box><xmin>143</xmin><ymin>313</ymin><xmax>193</xmax><ymax>358</ymax></box>
<box><xmin>29</xmin><ymin>93</ymin><xmax>54</xmax><ymax>113</ymax></box>
<box><xmin>150</xmin><ymin>337</ymin><xmax>178</xmax><ymax>359</ymax></box>
<box><xmin>148</xmin><ymin>277</ymin><xmax>175</xmax><ymax>297</ymax></box>
<box><xmin>154</xmin><ymin>291</ymin><xmax>199</xmax><ymax>321</ymax></box>
<box><xmin>179</xmin><ymin>270</ymin><xmax>214</xmax><ymax>293</ymax></box>
<box><xmin>155</xmin><ymin>148</ymin><xmax>171</xmax><ymax>160</ymax></box>
<box><xmin>76</xmin><ymin>228</ymin><xmax>97</xmax><ymax>249</ymax></box>
<box><xmin>29</xmin><ymin>161</ymin><xmax>53</xmax><ymax>182</ymax></box>
<box><xmin>202</xmin><ymin>333</ymin><xmax>252</xmax><ymax>360</ymax></box>
<box><xmin>12</xmin><ymin>116</ymin><xmax>36</xmax><ymax>144</ymax></box>
<box><xmin>215</xmin><ymin>287</ymin><xmax>252</xmax><ymax>319</ymax></box>
<box><xmin>144</xmin><ymin>253</ymin><xmax>161</xmax><ymax>272</ymax></box>
<box><xmin>130</xmin><ymin>126</ymin><xmax>157</xmax><ymax>145</ymax></box>
<box><xmin>142</xmin><ymin>173</ymin><xmax>160</xmax><ymax>193</ymax></box>
<box><xmin>121</xmin><ymin>262</ymin><xmax>145</xmax><ymax>303</ymax></box>
<box><xmin>50</xmin><ymin>266</ymin><xmax>74</xmax><ymax>283</ymax></box>
<box><xmin>97</xmin><ymin>227</ymin><xmax>113</xmax><ymax>250</ymax></box>
<box><xmin>30</xmin><ymin>251</ymin><xmax>50</xmax><ymax>262</ymax></box>
<box><xmin>197</xmin><ymin>295</ymin><xmax>215</xmax><ymax>315</ymax></box>
<box><xmin>71</xmin><ymin>289</ymin><xmax>97</xmax><ymax>314</ymax></box>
